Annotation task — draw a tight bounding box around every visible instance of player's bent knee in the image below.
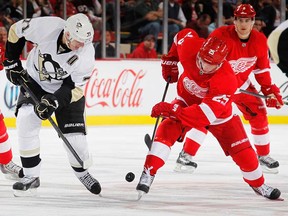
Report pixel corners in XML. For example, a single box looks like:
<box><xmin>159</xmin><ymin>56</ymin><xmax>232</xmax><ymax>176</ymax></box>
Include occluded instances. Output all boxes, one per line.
<box><xmin>154</xmin><ymin>119</ymin><xmax>182</xmax><ymax>146</ymax></box>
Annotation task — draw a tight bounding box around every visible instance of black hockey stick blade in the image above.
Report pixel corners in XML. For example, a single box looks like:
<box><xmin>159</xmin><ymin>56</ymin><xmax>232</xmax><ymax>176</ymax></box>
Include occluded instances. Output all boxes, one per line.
<box><xmin>144</xmin><ymin>133</ymin><xmax>152</xmax><ymax>150</ymax></box>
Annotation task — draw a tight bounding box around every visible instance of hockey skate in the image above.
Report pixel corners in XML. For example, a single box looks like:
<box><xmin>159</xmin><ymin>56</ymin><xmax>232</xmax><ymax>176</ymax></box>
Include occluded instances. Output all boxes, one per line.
<box><xmin>13</xmin><ymin>176</ymin><xmax>40</xmax><ymax>197</ymax></box>
<box><xmin>78</xmin><ymin>172</ymin><xmax>101</xmax><ymax>195</ymax></box>
<box><xmin>251</xmin><ymin>183</ymin><xmax>282</xmax><ymax>200</ymax></box>
<box><xmin>0</xmin><ymin>161</ymin><xmax>24</xmax><ymax>180</ymax></box>
<box><xmin>258</xmin><ymin>155</ymin><xmax>279</xmax><ymax>174</ymax></box>
<box><xmin>174</xmin><ymin>150</ymin><xmax>198</xmax><ymax>173</ymax></box>
<box><xmin>136</xmin><ymin>167</ymin><xmax>155</xmax><ymax>200</ymax></box>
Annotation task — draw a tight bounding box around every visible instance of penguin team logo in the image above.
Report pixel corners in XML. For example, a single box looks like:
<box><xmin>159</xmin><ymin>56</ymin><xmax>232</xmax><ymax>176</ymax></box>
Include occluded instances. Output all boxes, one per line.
<box><xmin>35</xmin><ymin>50</ymin><xmax>68</xmax><ymax>82</ymax></box>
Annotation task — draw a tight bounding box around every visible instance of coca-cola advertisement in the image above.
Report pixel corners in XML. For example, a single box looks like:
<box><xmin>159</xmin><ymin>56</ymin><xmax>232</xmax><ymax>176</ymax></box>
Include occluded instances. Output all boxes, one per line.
<box><xmin>83</xmin><ymin>60</ymin><xmax>176</xmax><ymax>116</ymax></box>
<box><xmin>85</xmin><ymin>67</ymin><xmax>144</xmax><ymax>112</ymax></box>
<box><xmin>0</xmin><ymin>60</ymin><xmax>287</xmax><ymax>127</ymax></box>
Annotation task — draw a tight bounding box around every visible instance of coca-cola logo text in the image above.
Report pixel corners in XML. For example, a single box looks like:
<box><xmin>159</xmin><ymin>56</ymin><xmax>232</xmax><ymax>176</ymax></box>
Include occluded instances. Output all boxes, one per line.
<box><xmin>85</xmin><ymin>68</ymin><xmax>145</xmax><ymax>108</ymax></box>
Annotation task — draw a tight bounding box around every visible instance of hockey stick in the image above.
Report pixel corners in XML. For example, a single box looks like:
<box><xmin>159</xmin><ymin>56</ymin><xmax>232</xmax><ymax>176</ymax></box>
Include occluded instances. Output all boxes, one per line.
<box><xmin>239</xmin><ymin>89</ymin><xmax>288</xmax><ymax>105</ymax></box>
<box><xmin>144</xmin><ymin>78</ymin><xmax>170</xmax><ymax>150</ymax></box>
<box><xmin>20</xmin><ymin>80</ymin><xmax>91</xmax><ymax>169</ymax></box>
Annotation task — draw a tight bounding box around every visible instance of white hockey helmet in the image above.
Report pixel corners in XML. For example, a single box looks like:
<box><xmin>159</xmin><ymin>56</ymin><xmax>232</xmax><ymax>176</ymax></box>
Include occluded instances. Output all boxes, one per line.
<box><xmin>64</xmin><ymin>13</ymin><xmax>94</xmax><ymax>44</ymax></box>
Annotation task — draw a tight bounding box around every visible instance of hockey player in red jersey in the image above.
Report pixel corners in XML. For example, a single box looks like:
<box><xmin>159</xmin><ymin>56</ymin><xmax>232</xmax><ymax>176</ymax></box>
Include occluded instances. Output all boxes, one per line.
<box><xmin>0</xmin><ymin>109</ymin><xmax>23</xmax><ymax>179</ymax></box>
<box><xmin>136</xmin><ymin>29</ymin><xmax>281</xmax><ymax>200</ymax></box>
<box><xmin>175</xmin><ymin>3</ymin><xmax>284</xmax><ymax>174</ymax></box>
<box><xmin>1</xmin><ymin>28</ymin><xmax>23</xmax><ymax>179</ymax></box>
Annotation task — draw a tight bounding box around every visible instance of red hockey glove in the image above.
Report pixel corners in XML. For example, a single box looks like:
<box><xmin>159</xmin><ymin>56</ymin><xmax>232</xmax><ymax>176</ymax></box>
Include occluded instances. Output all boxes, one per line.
<box><xmin>161</xmin><ymin>54</ymin><xmax>179</xmax><ymax>83</ymax></box>
<box><xmin>151</xmin><ymin>102</ymin><xmax>182</xmax><ymax>120</ymax></box>
<box><xmin>261</xmin><ymin>84</ymin><xmax>284</xmax><ymax>109</ymax></box>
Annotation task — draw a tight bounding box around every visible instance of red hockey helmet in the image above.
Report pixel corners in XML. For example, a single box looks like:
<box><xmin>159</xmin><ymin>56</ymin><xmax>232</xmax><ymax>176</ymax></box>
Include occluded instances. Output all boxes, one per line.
<box><xmin>234</xmin><ymin>4</ymin><xmax>256</xmax><ymax>18</ymax></box>
<box><xmin>197</xmin><ymin>37</ymin><xmax>228</xmax><ymax>74</ymax></box>
<box><xmin>199</xmin><ymin>37</ymin><xmax>228</xmax><ymax>65</ymax></box>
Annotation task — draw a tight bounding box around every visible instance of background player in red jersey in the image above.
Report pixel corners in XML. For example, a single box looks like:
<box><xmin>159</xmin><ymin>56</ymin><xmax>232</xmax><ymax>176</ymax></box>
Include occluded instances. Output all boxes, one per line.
<box><xmin>136</xmin><ymin>29</ymin><xmax>281</xmax><ymax>200</ymax></box>
<box><xmin>0</xmin><ymin>27</ymin><xmax>23</xmax><ymax>179</ymax></box>
<box><xmin>175</xmin><ymin>4</ymin><xmax>284</xmax><ymax>174</ymax></box>
<box><xmin>0</xmin><ymin>109</ymin><xmax>23</xmax><ymax>179</ymax></box>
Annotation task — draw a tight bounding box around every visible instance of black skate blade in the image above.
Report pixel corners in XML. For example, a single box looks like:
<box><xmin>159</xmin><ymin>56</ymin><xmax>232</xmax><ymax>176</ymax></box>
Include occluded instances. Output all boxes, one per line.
<box><xmin>273</xmin><ymin>197</ymin><xmax>284</xmax><ymax>201</ymax></box>
<box><xmin>262</xmin><ymin>196</ymin><xmax>285</xmax><ymax>201</ymax></box>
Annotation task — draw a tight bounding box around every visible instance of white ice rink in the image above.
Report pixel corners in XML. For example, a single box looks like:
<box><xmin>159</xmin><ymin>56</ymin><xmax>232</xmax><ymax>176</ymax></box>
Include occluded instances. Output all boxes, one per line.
<box><xmin>0</xmin><ymin>124</ymin><xmax>287</xmax><ymax>216</ymax></box>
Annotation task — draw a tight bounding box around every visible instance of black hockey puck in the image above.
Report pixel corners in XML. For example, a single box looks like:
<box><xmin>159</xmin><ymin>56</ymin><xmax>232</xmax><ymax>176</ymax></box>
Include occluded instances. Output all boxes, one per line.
<box><xmin>125</xmin><ymin>172</ymin><xmax>135</xmax><ymax>182</ymax></box>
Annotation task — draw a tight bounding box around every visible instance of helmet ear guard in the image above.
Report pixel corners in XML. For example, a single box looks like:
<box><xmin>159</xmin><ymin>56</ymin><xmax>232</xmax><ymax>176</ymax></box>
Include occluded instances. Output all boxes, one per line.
<box><xmin>64</xmin><ymin>13</ymin><xmax>94</xmax><ymax>44</ymax></box>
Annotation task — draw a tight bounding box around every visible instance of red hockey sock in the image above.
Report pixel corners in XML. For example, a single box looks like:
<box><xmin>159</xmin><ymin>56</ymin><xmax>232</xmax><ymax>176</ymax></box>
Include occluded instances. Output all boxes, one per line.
<box><xmin>183</xmin><ymin>138</ymin><xmax>201</xmax><ymax>156</ymax></box>
<box><xmin>254</xmin><ymin>144</ymin><xmax>270</xmax><ymax>156</ymax></box>
<box><xmin>231</xmin><ymin>147</ymin><xmax>264</xmax><ymax>187</ymax></box>
<box><xmin>0</xmin><ymin>118</ymin><xmax>12</xmax><ymax>164</ymax></box>
<box><xmin>144</xmin><ymin>155</ymin><xmax>165</xmax><ymax>176</ymax></box>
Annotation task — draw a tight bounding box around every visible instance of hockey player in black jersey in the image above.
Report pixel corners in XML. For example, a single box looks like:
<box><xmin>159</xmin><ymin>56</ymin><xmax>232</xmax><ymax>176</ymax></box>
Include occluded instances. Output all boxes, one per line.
<box><xmin>268</xmin><ymin>19</ymin><xmax>288</xmax><ymax>78</ymax></box>
<box><xmin>3</xmin><ymin>13</ymin><xmax>101</xmax><ymax>196</ymax></box>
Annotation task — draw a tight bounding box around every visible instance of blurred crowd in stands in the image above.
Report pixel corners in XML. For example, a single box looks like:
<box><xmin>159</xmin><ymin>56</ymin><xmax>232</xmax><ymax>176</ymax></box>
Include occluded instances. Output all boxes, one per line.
<box><xmin>0</xmin><ymin>0</ymin><xmax>287</xmax><ymax>60</ymax></box>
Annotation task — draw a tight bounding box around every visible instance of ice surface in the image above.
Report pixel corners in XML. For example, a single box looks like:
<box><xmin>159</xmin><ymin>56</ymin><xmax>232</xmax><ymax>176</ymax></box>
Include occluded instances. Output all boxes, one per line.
<box><xmin>1</xmin><ymin>125</ymin><xmax>287</xmax><ymax>216</ymax></box>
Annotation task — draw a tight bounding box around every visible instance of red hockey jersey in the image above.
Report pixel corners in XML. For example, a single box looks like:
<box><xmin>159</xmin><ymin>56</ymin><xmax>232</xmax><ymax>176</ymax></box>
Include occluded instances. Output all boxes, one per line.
<box><xmin>168</xmin><ymin>29</ymin><xmax>238</xmax><ymax>128</ymax></box>
<box><xmin>210</xmin><ymin>25</ymin><xmax>272</xmax><ymax>89</ymax></box>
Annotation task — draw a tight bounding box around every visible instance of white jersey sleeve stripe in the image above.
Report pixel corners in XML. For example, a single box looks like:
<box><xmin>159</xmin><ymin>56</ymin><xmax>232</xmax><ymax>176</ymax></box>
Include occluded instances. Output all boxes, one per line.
<box><xmin>199</xmin><ymin>103</ymin><xmax>217</xmax><ymax>124</ymax></box>
<box><xmin>252</xmin><ymin>68</ymin><xmax>270</xmax><ymax>74</ymax></box>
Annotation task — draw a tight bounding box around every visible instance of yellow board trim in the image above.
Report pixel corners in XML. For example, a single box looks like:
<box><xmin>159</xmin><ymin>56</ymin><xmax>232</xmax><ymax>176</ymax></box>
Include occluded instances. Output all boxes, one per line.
<box><xmin>4</xmin><ymin>115</ymin><xmax>288</xmax><ymax>128</ymax></box>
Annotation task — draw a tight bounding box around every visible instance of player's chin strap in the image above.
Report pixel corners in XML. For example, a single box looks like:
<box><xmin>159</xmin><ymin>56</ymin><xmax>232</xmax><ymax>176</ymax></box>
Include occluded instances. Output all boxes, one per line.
<box><xmin>239</xmin><ymin>89</ymin><xmax>288</xmax><ymax>105</ymax></box>
<box><xmin>20</xmin><ymin>74</ymin><xmax>92</xmax><ymax>169</ymax></box>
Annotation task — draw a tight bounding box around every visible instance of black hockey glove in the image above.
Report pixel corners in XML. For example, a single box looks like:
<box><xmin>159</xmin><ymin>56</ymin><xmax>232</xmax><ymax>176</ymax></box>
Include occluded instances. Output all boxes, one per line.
<box><xmin>3</xmin><ymin>59</ymin><xmax>28</xmax><ymax>85</ymax></box>
<box><xmin>34</xmin><ymin>94</ymin><xmax>59</xmax><ymax>120</ymax></box>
